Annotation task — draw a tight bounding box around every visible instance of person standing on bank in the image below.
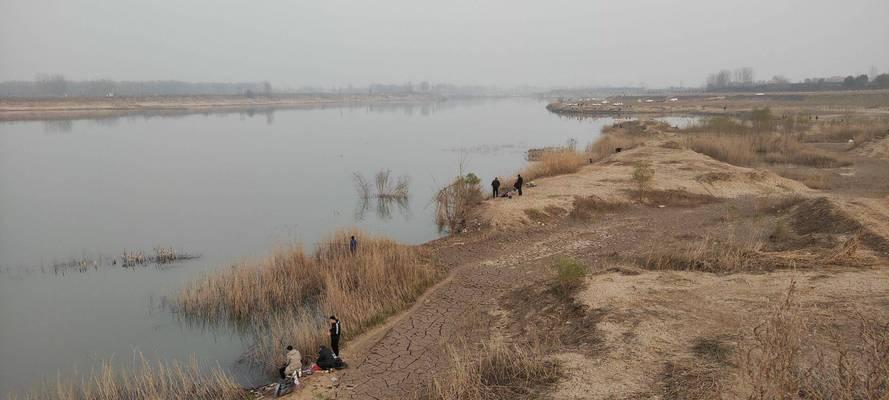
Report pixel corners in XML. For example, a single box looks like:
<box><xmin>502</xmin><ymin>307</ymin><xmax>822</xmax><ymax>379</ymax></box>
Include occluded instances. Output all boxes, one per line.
<box><xmin>514</xmin><ymin>174</ymin><xmax>524</xmax><ymax>196</ymax></box>
<box><xmin>328</xmin><ymin>315</ymin><xmax>342</xmax><ymax>357</ymax></box>
<box><xmin>491</xmin><ymin>177</ymin><xmax>501</xmax><ymax>199</ymax></box>
<box><xmin>349</xmin><ymin>236</ymin><xmax>357</xmax><ymax>255</ymax></box>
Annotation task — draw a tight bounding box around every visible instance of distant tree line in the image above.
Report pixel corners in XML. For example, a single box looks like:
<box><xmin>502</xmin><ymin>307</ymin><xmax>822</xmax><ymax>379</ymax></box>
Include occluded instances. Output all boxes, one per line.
<box><xmin>0</xmin><ymin>75</ymin><xmax>273</xmax><ymax>98</ymax></box>
<box><xmin>705</xmin><ymin>67</ymin><xmax>889</xmax><ymax>92</ymax></box>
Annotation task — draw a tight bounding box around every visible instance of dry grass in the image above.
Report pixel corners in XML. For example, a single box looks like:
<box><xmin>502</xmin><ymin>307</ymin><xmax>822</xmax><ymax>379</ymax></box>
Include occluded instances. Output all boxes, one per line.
<box><xmin>773</xmin><ymin>167</ymin><xmax>833</xmax><ymax>190</ymax></box>
<box><xmin>741</xmin><ymin>282</ymin><xmax>889</xmax><ymax>400</ymax></box>
<box><xmin>8</xmin><ymin>355</ymin><xmax>246</xmax><ymax>400</ymax></box>
<box><xmin>638</xmin><ymin>197</ymin><xmax>877</xmax><ymax>273</ymax></box>
<box><xmin>660</xmin><ymin>359</ymin><xmax>724</xmax><ymax>400</ymax></box>
<box><xmin>804</xmin><ymin>117</ymin><xmax>889</xmax><ymax>147</ymax></box>
<box><xmin>569</xmin><ymin>195</ymin><xmax>629</xmax><ymax>220</ymax></box>
<box><xmin>176</xmin><ymin>230</ymin><xmax>440</xmax><ymax>371</ymax></box>
<box><xmin>586</xmin><ymin>133</ymin><xmax>646</xmax><ymax>162</ymax></box>
<box><xmin>639</xmin><ymin>234</ymin><xmax>772</xmax><ymax>273</ymax></box>
<box><xmin>418</xmin><ymin>341</ymin><xmax>561</xmax><ymax>400</ymax></box>
<box><xmin>686</xmin><ymin>132</ymin><xmax>849</xmax><ymax>168</ymax></box>
<box><xmin>683</xmin><ymin>111</ymin><xmax>853</xmax><ymax>168</ymax></box>
<box><xmin>521</xmin><ymin>149</ymin><xmax>588</xmax><ymax>182</ymax></box>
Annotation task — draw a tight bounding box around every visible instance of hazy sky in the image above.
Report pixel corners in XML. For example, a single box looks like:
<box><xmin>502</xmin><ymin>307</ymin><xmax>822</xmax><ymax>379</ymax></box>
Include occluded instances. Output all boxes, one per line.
<box><xmin>2</xmin><ymin>0</ymin><xmax>888</xmax><ymax>88</ymax></box>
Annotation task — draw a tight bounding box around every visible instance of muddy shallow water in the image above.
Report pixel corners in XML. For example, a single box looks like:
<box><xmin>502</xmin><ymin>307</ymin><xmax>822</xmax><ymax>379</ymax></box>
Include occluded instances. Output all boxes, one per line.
<box><xmin>0</xmin><ymin>97</ymin><xmax>690</xmax><ymax>394</ymax></box>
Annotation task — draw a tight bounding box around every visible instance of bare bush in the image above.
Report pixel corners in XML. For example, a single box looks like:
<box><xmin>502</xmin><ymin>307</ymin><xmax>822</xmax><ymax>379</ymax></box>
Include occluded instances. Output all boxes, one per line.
<box><xmin>435</xmin><ymin>173</ymin><xmax>483</xmax><ymax>233</ymax></box>
<box><xmin>741</xmin><ymin>282</ymin><xmax>889</xmax><ymax>400</ymax></box>
<box><xmin>631</xmin><ymin>162</ymin><xmax>655</xmax><ymax>203</ymax></box>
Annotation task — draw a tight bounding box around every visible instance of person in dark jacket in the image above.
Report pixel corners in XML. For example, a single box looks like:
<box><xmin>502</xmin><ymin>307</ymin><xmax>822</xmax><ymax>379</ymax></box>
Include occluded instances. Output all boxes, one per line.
<box><xmin>349</xmin><ymin>236</ymin><xmax>357</xmax><ymax>255</ymax></box>
<box><xmin>316</xmin><ymin>345</ymin><xmax>337</xmax><ymax>370</ymax></box>
<box><xmin>514</xmin><ymin>174</ymin><xmax>524</xmax><ymax>196</ymax></box>
<box><xmin>491</xmin><ymin>177</ymin><xmax>500</xmax><ymax>199</ymax></box>
<box><xmin>328</xmin><ymin>315</ymin><xmax>341</xmax><ymax>357</ymax></box>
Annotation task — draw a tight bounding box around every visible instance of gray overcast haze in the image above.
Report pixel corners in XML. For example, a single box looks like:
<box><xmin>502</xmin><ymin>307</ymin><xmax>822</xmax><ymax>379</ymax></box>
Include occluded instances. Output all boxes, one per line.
<box><xmin>1</xmin><ymin>0</ymin><xmax>888</xmax><ymax>88</ymax></box>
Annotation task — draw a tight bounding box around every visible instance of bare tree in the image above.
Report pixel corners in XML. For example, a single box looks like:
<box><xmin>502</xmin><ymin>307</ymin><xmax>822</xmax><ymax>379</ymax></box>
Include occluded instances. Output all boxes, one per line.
<box><xmin>706</xmin><ymin>70</ymin><xmax>732</xmax><ymax>90</ymax></box>
<box><xmin>35</xmin><ymin>73</ymin><xmax>68</xmax><ymax>96</ymax></box>
<box><xmin>739</xmin><ymin>67</ymin><xmax>754</xmax><ymax>85</ymax></box>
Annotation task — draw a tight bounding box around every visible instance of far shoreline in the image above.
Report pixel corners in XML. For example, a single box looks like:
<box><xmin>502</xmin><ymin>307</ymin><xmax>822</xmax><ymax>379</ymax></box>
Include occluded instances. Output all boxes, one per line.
<box><xmin>0</xmin><ymin>93</ymin><xmax>445</xmax><ymax>122</ymax></box>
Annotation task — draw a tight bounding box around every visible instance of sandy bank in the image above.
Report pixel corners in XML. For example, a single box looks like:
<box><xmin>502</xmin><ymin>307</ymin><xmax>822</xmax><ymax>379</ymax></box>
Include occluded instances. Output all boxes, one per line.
<box><xmin>547</xmin><ymin>89</ymin><xmax>889</xmax><ymax>117</ymax></box>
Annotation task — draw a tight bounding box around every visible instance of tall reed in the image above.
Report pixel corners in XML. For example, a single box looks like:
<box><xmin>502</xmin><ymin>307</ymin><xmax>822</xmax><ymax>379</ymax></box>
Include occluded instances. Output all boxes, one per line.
<box><xmin>8</xmin><ymin>355</ymin><xmax>246</xmax><ymax>400</ymax></box>
<box><xmin>176</xmin><ymin>230</ymin><xmax>440</xmax><ymax>371</ymax></box>
<box><xmin>521</xmin><ymin>150</ymin><xmax>588</xmax><ymax>182</ymax></box>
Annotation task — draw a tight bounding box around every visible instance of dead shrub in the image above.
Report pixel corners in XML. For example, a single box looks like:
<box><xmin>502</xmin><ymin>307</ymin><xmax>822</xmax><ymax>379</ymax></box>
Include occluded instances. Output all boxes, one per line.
<box><xmin>742</xmin><ymin>282</ymin><xmax>808</xmax><ymax>400</ymax></box>
<box><xmin>436</xmin><ymin>173</ymin><xmax>484</xmax><ymax>233</ymax></box>
<box><xmin>551</xmin><ymin>257</ymin><xmax>589</xmax><ymax>298</ymax></box>
<box><xmin>631</xmin><ymin>162</ymin><xmax>655</xmax><ymax>203</ymax></box>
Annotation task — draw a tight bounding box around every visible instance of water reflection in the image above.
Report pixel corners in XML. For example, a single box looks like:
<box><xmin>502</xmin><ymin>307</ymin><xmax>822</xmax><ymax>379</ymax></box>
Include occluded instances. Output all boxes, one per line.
<box><xmin>354</xmin><ymin>196</ymin><xmax>411</xmax><ymax>221</ymax></box>
<box><xmin>42</xmin><ymin>119</ymin><xmax>74</xmax><ymax>133</ymax></box>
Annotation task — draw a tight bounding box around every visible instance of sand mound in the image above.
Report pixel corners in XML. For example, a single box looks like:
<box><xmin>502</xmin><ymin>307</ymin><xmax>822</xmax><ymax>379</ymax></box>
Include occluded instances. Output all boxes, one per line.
<box><xmin>476</xmin><ymin>140</ymin><xmax>811</xmax><ymax>228</ymax></box>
